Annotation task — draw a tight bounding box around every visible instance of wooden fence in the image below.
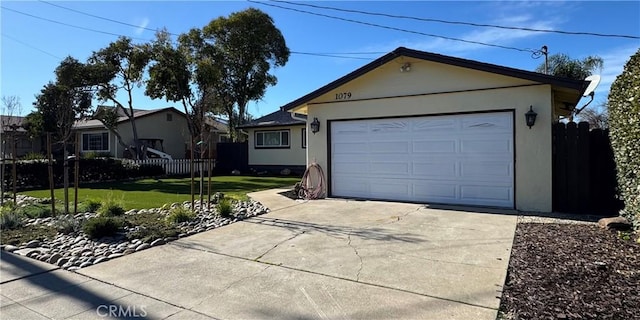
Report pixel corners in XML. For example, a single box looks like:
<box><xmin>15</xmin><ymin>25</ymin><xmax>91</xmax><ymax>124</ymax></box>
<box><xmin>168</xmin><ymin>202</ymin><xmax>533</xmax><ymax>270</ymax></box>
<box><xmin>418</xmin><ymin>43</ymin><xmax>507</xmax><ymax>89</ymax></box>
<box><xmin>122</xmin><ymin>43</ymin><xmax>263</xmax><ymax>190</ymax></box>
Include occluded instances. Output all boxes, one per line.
<box><xmin>552</xmin><ymin>122</ymin><xmax>621</xmax><ymax>214</ymax></box>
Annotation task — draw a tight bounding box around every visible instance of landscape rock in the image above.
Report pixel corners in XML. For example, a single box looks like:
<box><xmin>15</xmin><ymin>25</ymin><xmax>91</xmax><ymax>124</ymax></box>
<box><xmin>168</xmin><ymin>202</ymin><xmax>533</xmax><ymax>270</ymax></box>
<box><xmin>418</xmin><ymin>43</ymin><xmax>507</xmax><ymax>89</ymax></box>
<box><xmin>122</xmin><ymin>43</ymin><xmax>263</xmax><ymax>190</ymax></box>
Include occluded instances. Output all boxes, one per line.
<box><xmin>25</xmin><ymin>240</ymin><xmax>41</xmax><ymax>248</ymax></box>
<box><xmin>3</xmin><ymin>245</ymin><xmax>18</xmax><ymax>252</ymax></box>
<box><xmin>598</xmin><ymin>216</ymin><xmax>633</xmax><ymax>231</ymax></box>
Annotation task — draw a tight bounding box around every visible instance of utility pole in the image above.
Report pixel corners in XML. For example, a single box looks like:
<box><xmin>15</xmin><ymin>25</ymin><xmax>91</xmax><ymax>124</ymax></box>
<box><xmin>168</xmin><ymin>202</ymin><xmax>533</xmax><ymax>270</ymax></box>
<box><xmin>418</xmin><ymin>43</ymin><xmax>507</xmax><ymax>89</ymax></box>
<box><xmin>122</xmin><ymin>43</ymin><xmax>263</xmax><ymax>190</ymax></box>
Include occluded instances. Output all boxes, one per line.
<box><xmin>541</xmin><ymin>45</ymin><xmax>549</xmax><ymax>75</ymax></box>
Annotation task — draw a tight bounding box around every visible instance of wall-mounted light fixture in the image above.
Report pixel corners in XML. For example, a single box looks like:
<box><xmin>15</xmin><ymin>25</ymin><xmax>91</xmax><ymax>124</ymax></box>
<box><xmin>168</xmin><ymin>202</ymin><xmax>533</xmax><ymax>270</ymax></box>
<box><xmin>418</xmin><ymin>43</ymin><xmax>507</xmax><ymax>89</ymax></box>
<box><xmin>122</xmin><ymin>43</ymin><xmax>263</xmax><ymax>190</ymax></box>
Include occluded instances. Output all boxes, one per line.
<box><xmin>525</xmin><ymin>105</ymin><xmax>537</xmax><ymax>129</ymax></box>
<box><xmin>400</xmin><ymin>62</ymin><xmax>411</xmax><ymax>73</ymax></box>
<box><xmin>310</xmin><ymin>117</ymin><xmax>320</xmax><ymax>134</ymax></box>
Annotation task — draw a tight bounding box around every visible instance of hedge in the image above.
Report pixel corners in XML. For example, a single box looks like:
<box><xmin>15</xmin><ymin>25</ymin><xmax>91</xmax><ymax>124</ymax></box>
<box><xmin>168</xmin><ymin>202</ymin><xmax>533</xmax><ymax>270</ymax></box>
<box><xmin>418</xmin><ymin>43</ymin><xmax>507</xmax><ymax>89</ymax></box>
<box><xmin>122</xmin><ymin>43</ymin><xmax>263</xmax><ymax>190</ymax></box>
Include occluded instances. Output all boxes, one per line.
<box><xmin>608</xmin><ymin>49</ymin><xmax>640</xmax><ymax>228</ymax></box>
<box><xmin>1</xmin><ymin>158</ymin><xmax>164</xmax><ymax>190</ymax></box>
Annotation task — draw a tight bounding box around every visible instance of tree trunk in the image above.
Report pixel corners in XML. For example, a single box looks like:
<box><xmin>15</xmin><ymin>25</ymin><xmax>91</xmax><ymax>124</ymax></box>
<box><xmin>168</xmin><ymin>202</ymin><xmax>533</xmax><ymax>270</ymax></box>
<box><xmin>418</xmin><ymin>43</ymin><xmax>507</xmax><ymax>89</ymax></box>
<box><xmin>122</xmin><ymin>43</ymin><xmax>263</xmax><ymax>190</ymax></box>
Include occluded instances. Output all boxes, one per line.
<box><xmin>63</xmin><ymin>146</ymin><xmax>69</xmax><ymax>214</ymax></box>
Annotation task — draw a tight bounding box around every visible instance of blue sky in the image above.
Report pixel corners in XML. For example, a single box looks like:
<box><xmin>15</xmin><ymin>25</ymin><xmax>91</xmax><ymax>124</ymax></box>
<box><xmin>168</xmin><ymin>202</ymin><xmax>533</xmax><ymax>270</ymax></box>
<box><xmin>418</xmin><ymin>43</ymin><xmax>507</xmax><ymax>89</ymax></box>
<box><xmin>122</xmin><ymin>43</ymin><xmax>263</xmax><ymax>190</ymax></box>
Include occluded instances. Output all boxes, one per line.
<box><xmin>1</xmin><ymin>1</ymin><xmax>639</xmax><ymax>118</ymax></box>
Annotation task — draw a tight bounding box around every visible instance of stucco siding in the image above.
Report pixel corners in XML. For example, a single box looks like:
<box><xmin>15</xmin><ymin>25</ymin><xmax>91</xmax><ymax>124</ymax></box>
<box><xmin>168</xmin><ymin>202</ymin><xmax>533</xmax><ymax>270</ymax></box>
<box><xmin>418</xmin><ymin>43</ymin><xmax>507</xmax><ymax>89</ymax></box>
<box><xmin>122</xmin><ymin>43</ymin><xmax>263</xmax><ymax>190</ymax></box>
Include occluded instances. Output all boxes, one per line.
<box><xmin>247</xmin><ymin>125</ymin><xmax>306</xmax><ymax>166</ymax></box>
<box><xmin>116</xmin><ymin>109</ymin><xmax>190</xmax><ymax>159</ymax></box>
<box><xmin>306</xmin><ymin>83</ymin><xmax>553</xmax><ymax>212</ymax></box>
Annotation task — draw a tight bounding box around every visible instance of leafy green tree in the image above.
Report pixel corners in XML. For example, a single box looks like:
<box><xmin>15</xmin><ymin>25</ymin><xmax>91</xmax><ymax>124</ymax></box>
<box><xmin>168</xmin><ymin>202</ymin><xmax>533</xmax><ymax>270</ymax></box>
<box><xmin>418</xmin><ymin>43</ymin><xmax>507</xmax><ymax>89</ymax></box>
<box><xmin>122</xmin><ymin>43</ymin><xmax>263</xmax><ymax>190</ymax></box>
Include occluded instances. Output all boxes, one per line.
<box><xmin>87</xmin><ymin>37</ymin><xmax>152</xmax><ymax>159</ymax></box>
<box><xmin>33</xmin><ymin>56</ymin><xmax>93</xmax><ymax>213</ymax></box>
<box><xmin>536</xmin><ymin>53</ymin><xmax>603</xmax><ymax>80</ymax></box>
<box><xmin>146</xmin><ymin>29</ymin><xmax>199</xmax><ymax>138</ymax></box>
<box><xmin>179</xmin><ymin>8</ymin><xmax>290</xmax><ymax>141</ymax></box>
<box><xmin>607</xmin><ymin>49</ymin><xmax>640</xmax><ymax>228</ymax></box>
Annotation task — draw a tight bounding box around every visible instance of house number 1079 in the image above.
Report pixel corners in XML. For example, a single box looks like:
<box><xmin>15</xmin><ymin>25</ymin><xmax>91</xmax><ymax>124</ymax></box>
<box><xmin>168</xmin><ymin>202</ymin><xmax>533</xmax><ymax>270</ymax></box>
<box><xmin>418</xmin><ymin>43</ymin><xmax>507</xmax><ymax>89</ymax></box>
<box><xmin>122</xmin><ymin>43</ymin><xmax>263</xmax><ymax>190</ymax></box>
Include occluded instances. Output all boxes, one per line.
<box><xmin>335</xmin><ymin>92</ymin><xmax>352</xmax><ymax>100</ymax></box>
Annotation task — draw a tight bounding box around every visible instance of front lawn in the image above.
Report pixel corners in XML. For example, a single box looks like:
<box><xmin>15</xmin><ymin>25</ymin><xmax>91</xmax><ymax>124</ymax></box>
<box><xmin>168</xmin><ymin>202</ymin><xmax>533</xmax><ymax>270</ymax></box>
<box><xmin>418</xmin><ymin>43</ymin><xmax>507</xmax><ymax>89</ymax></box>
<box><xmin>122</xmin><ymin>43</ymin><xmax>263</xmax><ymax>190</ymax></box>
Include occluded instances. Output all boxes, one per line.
<box><xmin>20</xmin><ymin>176</ymin><xmax>300</xmax><ymax>210</ymax></box>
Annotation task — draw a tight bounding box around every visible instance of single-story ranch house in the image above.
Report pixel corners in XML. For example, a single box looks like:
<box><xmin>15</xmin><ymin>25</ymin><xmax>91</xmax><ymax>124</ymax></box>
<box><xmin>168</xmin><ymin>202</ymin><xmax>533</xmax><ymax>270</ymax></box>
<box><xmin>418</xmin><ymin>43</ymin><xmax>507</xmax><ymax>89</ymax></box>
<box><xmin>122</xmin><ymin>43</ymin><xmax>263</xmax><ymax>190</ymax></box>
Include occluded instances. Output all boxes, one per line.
<box><xmin>282</xmin><ymin>47</ymin><xmax>589</xmax><ymax>212</ymax></box>
<box><xmin>238</xmin><ymin>109</ymin><xmax>306</xmax><ymax>175</ymax></box>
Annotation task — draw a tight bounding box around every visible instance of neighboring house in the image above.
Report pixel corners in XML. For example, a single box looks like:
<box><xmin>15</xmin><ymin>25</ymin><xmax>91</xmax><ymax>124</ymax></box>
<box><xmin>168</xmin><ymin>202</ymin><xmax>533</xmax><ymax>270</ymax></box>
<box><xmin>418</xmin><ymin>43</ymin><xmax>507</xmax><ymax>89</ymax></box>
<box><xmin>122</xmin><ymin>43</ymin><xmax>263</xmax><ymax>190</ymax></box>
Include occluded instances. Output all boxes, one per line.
<box><xmin>282</xmin><ymin>47</ymin><xmax>589</xmax><ymax>212</ymax></box>
<box><xmin>0</xmin><ymin>116</ymin><xmax>42</xmax><ymax>158</ymax></box>
<box><xmin>74</xmin><ymin>106</ymin><xmax>192</xmax><ymax>159</ymax></box>
<box><xmin>238</xmin><ymin>109</ymin><xmax>307</xmax><ymax>175</ymax></box>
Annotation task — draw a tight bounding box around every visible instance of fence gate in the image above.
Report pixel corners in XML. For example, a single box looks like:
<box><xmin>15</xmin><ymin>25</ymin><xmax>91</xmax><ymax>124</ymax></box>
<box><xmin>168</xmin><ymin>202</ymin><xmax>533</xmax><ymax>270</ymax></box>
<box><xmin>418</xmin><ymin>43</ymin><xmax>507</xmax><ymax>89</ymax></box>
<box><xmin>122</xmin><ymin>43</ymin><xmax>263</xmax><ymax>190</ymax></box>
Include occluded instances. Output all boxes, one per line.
<box><xmin>215</xmin><ymin>142</ymin><xmax>248</xmax><ymax>174</ymax></box>
<box><xmin>552</xmin><ymin>122</ymin><xmax>621</xmax><ymax>214</ymax></box>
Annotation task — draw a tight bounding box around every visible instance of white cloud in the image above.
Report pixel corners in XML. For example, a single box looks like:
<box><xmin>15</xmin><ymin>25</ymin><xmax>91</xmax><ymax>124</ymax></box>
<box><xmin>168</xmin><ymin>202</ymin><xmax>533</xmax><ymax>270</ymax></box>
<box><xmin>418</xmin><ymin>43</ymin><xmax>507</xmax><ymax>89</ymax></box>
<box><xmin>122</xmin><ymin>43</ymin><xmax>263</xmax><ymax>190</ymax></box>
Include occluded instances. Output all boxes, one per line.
<box><xmin>596</xmin><ymin>45</ymin><xmax>638</xmax><ymax>95</ymax></box>
<box><xmin>358</xmin><ymin>14</ymin><xmax>561</xmax><ymax>57</ymax></box>
<box><xmin>135</xmin><ymin>18</ymin><xmax>150</xmax><ymax>35</ymax></box>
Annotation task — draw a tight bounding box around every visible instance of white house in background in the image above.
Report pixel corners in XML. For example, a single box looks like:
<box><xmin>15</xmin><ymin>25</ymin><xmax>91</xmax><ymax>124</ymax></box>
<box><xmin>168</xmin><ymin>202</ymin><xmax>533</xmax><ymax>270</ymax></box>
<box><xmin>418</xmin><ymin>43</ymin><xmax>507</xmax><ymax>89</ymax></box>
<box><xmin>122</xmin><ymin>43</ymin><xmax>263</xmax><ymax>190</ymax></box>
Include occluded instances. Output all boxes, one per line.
<box><xmin>237</xmin><ymin>109</ymin><xmax>307</xmax><ymax>175</ymax></box>
<box><xmin>281</xmin><ymin>47</ymin><xmax>589</xmax><ymax>212</ymax></box>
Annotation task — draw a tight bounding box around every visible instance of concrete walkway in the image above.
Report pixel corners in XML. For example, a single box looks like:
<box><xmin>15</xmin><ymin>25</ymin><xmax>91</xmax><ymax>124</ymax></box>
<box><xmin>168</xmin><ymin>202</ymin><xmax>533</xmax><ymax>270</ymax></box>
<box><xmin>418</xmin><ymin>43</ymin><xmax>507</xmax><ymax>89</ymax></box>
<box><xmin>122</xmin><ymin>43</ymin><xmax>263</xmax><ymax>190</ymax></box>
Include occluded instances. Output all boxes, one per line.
<box><xmin>1</xmin><ymin>189</ymin><xmax>517</xmax><ymax>320</ymax></box>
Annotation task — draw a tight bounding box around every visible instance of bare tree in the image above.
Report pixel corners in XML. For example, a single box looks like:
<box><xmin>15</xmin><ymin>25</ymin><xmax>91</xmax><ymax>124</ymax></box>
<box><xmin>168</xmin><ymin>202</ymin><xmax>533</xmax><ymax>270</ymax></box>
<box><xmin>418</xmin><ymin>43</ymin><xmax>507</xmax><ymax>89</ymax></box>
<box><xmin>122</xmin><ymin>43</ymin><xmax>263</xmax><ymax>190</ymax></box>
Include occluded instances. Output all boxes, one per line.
<box><xmin>577</xmin><ymin>104</ymin><xmax>608</xmax><ymax>129</ymax></box>
<box><xmin>1</xmin><ymin>95</ymin><xmax>22</xmax><ymax>205</ymax></box>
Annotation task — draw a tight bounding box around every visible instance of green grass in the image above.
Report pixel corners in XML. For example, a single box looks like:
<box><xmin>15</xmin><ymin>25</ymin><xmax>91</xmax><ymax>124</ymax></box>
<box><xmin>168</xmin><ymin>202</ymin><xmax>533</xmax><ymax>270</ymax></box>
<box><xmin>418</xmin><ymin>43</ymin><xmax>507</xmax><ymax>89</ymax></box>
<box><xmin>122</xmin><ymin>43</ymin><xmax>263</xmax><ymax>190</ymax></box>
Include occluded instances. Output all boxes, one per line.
<box><xmin>20</xmin><ymin>176</ymin><xmax>300</xmax><ymax>210</ymax></box>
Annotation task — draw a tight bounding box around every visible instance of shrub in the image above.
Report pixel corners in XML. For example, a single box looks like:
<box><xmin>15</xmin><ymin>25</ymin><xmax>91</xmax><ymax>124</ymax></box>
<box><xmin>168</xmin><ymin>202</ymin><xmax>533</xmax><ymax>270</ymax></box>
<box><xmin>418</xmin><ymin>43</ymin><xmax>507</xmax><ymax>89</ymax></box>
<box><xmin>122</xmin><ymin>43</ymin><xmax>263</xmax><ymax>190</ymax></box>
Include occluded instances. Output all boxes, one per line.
<box><xmin>216</xmin><ymin>199</ymin><xmax>233</xmax><ymax>218</ymax></box>
<box><xmin>608</xmin><ymin>49</ymin><xmax>640</xmax><ymax>228</ymax></box>
<box><xmin>83</xmin><ymin>216</ymin><xmax>122</xmax><ymax>239</ymax></box>
<box><xmin>78</xmin><ymin>198</ymin><xmax>102</xmax><ymax>213</ymax></box>
<box><xmin>0</xmin><ymin>205</ymin><xmax>23</xmax><ymax>230</ymax></box>
<box><xmin>166</xmin><ymin>207</ymin><xmax>195</xmax><ymax>224</ymax></box>
<box><xmin>18</xmin><ymin>204</ymin><xmax>55</xmax><ymax>219</ymax></box>
<box><xmin>55</xmin><ymin>215</ymin><xmax>81</xmax><ymax>234</ymax></box>
<box><xmin>97</xmin><ymin>197</ymin><xmax>125</xmax><ymax>217</ymax></box>
<box><xmin>21</xmin><ymin>152</ymin><xmax>46</xmax><ymax>160</ymax></box>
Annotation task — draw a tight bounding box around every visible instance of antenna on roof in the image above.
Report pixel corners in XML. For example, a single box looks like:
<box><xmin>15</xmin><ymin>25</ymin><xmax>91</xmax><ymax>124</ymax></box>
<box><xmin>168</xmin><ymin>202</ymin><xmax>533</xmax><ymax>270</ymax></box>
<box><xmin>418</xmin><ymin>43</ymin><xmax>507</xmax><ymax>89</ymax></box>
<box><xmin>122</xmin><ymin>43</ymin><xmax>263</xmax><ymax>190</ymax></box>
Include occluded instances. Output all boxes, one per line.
<box><xmin>574</xmin><ymin>75</ymin><xmax>601</xmax><ymax>116</ymax></box>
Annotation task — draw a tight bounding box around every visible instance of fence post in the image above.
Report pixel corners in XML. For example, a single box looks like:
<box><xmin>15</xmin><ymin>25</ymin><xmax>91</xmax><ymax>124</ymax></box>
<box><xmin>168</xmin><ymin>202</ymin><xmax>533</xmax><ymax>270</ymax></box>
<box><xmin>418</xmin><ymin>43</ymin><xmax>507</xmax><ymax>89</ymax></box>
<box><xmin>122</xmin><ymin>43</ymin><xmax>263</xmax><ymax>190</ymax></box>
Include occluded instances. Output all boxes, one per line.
<box><xmin>576</xmin><ymin>122</ymin><xmax>590</xmax><ymax>212</ymax></box>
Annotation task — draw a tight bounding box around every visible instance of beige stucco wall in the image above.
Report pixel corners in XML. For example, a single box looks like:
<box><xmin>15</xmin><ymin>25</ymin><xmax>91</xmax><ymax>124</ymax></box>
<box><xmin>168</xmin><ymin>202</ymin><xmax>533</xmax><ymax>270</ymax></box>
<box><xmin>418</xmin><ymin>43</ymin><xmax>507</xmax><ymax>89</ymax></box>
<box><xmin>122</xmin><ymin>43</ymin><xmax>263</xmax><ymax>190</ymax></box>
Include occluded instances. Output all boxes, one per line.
<box><xmin>116</xmin><ymin>109</ymin><xmax>190</xmax><ymax>159</ymax></box>
<box><xmin>295</xmin><ymin>58</ymin><xmax>555</xmax><ymax>212</ymax></box>
<box><xmin>246</xmin><ymin>125</ymin><xmax>306</xmax><ymax>166</ymax></box>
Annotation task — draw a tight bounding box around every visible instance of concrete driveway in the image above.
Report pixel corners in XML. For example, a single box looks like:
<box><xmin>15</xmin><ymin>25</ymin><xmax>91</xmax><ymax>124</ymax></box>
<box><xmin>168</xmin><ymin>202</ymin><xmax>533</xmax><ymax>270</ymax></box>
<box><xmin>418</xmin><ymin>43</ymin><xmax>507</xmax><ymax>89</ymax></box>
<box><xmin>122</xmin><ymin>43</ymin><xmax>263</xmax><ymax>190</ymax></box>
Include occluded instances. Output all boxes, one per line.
<box><xmin>1</xmin><ymin>189</ymin><xmax>517</xmax><ymax>319</ymax></box>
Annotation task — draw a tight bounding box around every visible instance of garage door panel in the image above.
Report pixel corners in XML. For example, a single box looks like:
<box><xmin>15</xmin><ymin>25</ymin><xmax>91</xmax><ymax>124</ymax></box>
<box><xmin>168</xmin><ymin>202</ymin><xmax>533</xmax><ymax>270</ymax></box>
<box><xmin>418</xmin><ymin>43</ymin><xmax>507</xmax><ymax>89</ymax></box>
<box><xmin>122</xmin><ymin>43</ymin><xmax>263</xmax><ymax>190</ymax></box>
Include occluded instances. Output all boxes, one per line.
<box><xmin>332</xmin><ymin>176</ymin><xmax>369</xmax><ymax>195</ymax></box>
<box><xmin>333</xmin><ymin>142</ymin><xmax>369</xmax><ymax>154</ymax></box>
<box><xmin>460</xmin><ymin>185</ymin><xmax>512</xmax><ymax>205</ymax></box>
<box><xmin>460</xmin><ymin>139</ymin><xmax>512</xmax><ymax>154</ymax></box>
<box><xmin>413</xmin><ymin>183</ymin><xmax>458</xmax><ymax>200</ymax></box>
<box><xmin>370</xmin><ymin>180</ymin><xmax>411</xmax><ymax>198</ymax></box>
<box><xmin>412</xmin><ymin>140</ymin><xmax>457</xmax><ymax>153</ymax></box>
<box><xmin>372</xmin><ymin>141</ymin><xmax>410</xmax><ymax>153</ymax></box>
<box><xmin>412</xmin><ymin>162</ymin><xmax>457</xmax><ymax>178</ymax></box>
<box><xmin>331</xmin><ymin>112</ymin><xmax>514</xmax><ymax>208</ymax></box>
<box><xmin>413</xmin><ymin>119</ymin><xmax>458</xmax><ymax>132</ymax></box>
<box><xmin>460</xmin><ymin>161</ymin><xmax>512</xmax><ymax>179</ymax></box>
<box><xmin>332</xmin><ymin>161</ymin><xmax>369</xmax><ymax>174</ymax></box>
<box><xmin>371</xmin><ymin>162</ymin><xmax>410</xmax><ymax>175</ymax></box>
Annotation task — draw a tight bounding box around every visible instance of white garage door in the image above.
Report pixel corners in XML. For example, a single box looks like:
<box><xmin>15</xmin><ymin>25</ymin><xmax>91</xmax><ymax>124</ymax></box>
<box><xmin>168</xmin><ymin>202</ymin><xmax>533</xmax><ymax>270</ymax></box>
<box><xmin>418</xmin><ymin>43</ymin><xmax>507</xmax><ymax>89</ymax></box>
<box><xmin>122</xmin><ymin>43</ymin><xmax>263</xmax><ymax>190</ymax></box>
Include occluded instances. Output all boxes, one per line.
<box><xmin>330</xmin><ymin>112</ymin><xmax>514</xmax><ymax>208</ymax></box>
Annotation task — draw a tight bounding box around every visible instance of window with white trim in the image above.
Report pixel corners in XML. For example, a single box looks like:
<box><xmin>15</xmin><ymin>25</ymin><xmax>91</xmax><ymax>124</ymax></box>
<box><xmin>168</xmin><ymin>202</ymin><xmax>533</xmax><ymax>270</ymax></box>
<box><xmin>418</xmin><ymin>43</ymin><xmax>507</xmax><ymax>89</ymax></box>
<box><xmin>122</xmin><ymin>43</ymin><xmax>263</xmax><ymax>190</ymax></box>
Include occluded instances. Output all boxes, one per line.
<box><xmin>82</xmin><ymin>132</ymin><xmax>109</xmax><ymax>152</ymax></box>
<box><xmin>302</xmin><ymin>128</ymin><xmax>307</xmax><ymax>148</ymax></box>
<box><xmin>255</xmin><ymin>130</ymin><xmax>290</xmax><ymax>148</ymax></box>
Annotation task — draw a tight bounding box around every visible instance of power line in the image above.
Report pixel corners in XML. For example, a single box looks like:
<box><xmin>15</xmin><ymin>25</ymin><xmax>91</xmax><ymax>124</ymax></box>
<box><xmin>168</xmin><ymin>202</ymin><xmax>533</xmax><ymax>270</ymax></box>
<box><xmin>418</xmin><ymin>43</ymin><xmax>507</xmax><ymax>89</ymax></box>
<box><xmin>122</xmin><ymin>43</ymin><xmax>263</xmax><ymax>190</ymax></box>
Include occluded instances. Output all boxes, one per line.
<box><xmin>2</xmin><ymin>32</ymin><xmax>62</xmax><ymax>60</ymax></box>
<box><xmin>6</xmin><ymin>3</ymin><xmax>385</xmax><ymax>60</ymax></box>
<box><xmin>1</xmin><ymin>6</ymin><xmax>151</xmax><ymax>42</ymax></box>
<box><xmin>291</xmin><ymin>51</ymin><xmax>375</xmax><ymax>60</ymax></box>
<box><xmin>271</xmin><ymin>0</ymin><xmax>640</xmax><ymax>40</ymax></box>
<box><xmin>38</xmin><ymin>0</ymin><xmax>179</xmax><ymax>37</ymax></box>
<box><xmin>248</xmin><ymin>0</ymin><xmax>537</xmax><ymax>53</ymax></box>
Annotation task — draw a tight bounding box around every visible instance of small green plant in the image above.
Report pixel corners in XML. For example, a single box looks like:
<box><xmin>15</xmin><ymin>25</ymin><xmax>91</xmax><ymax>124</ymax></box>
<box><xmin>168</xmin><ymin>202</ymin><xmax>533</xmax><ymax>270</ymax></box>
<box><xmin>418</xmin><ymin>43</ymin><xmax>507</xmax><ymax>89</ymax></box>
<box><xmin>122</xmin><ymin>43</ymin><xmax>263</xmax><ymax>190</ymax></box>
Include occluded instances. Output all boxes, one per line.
<box><xmin>78</xmin><ymin>198</ymin><xmax>102</xmax><ymax>213</ymax></box>
<box><xmin>55</xmin><ymin>215</ymin><xmax>81</xmax><ymax>234</ymax></box>
<box><xmin>0</xmin><ymin>208</ymin><xmax>23</xmax><ymax>230</ymax></box>
<box><xmin>216</xmin><ymin>199</ymin><xmax>233</xmax><ymax>218</ymax></box>
<box><xmin>82</xmin><ymin>216</ymin><xmax>122</xmax><ymax>239</ymax></box>
<box><xmin>21</xmin><ymin>152</ymin><xmax>46</xmax><ymax>160</ymax></box>
<box><xmin>166</xmin><ymin>207</ymin><xmax>195</xmax><ymax>224</ymax></box>
<box><xmin>18</xmin><ymin>204</ymin><xmax>55</xmax><ymax>219</ymax></box>
<box><xmin>97</xmin><ymin>196</ymin><xmax>125</xmax><ymax>217</ymax></box>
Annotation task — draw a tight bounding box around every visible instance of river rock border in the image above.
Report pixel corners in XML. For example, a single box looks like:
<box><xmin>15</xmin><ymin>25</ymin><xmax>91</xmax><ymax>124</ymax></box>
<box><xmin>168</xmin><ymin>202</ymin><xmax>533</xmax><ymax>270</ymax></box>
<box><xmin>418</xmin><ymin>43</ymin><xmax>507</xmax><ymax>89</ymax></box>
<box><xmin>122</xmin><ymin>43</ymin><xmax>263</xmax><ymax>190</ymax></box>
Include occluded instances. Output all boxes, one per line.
<box><xmin>1</xmin><ymin>194</ymin><xmax>269</xmax><ymax>271</ymax></box>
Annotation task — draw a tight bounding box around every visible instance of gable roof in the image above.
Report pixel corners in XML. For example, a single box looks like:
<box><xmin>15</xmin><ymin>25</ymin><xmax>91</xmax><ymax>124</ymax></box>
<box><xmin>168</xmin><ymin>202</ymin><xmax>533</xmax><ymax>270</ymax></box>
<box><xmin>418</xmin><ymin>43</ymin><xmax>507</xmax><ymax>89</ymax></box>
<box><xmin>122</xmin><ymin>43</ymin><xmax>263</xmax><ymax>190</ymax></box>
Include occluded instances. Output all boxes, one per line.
<box><xmin>282</xmin><ymin>47</ymin><xmax>589</xmax><ymax>111</ymax></box>
<box><xmin>74</xmin><ymin>106</ymin><xmax>185</xmax><ymax>129</ymax></box>
<box><xmin>238</xmin><ymin>109</ymin><xmax>306</xmax><ymax>129</ymax></box>
<box><xmin>0</xmin><ymin>116</ymin><xmax>27</xmax><ymax>133</ymax></box>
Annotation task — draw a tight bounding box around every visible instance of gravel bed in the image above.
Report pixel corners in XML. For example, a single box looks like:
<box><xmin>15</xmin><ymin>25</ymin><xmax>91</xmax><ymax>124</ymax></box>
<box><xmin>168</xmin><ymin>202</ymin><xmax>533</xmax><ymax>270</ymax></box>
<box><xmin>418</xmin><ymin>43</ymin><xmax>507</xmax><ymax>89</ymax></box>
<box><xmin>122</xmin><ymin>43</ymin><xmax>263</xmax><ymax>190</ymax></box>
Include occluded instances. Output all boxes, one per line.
<box><xmin>1</xmin><ymin>194</ymin><xmax>268</xmax><ymax>271</ymax></box>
